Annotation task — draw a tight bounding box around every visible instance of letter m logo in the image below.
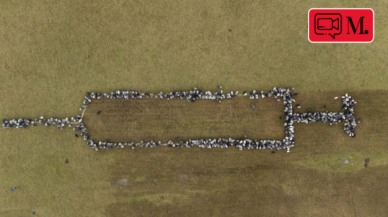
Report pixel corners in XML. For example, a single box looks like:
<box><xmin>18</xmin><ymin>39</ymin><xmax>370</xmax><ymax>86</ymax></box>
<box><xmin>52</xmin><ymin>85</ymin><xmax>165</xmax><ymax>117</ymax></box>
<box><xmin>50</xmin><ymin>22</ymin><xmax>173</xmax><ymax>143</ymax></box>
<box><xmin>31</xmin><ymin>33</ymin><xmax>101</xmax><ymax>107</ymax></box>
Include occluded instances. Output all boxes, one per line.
<box><xmin>347</xmin><ymin>17</ymin><xmax>365</xmax><ymax>34</ymax></box>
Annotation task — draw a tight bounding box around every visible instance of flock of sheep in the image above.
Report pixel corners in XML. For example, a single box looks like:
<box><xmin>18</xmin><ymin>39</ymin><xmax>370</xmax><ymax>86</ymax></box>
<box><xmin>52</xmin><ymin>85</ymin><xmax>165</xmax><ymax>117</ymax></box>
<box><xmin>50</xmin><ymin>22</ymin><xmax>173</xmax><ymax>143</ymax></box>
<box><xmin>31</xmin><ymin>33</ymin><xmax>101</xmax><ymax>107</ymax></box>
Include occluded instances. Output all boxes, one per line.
<box><xmin>1</xmin><ymin>87</ymin><xmax>358</xmax><ymax>152</ymax></box>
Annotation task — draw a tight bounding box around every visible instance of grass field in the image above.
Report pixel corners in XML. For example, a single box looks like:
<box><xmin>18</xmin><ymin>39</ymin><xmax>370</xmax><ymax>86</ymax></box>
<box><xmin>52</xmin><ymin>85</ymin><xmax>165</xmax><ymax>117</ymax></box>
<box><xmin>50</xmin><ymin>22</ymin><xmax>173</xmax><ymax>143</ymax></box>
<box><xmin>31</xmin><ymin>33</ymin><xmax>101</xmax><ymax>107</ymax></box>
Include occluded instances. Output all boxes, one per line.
<box><xmin>1</xmin><ymin>1</ymin><xmax>388</xmax><ymax>216</ymax></box>
<box><xmin>83</xmin><ymin>97</ymin><xmax>285</xmax><ymax>143</ymax></box>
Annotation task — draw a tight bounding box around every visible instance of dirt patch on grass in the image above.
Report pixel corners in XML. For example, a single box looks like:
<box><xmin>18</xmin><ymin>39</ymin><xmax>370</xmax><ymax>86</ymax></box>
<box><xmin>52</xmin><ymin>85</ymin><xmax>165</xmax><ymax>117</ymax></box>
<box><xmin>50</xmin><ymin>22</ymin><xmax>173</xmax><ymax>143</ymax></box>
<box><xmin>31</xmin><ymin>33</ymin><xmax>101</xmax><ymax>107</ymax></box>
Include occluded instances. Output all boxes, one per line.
<box><xmin>118</xmin><ymin>179</ymin><xmax>128</xmax><ymax>186</ymax></box>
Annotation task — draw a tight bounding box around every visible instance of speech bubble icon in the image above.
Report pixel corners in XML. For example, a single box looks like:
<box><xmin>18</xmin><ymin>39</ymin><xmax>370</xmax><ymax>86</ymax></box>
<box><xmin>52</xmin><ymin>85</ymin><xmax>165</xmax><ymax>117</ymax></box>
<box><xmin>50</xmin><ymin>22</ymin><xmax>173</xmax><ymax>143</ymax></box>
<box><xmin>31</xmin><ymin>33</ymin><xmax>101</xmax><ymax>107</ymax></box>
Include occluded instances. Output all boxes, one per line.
<box><xmin>314</xmin><ymin>13</ymin><xmax>342</xmax><ymax>39</ymax></box>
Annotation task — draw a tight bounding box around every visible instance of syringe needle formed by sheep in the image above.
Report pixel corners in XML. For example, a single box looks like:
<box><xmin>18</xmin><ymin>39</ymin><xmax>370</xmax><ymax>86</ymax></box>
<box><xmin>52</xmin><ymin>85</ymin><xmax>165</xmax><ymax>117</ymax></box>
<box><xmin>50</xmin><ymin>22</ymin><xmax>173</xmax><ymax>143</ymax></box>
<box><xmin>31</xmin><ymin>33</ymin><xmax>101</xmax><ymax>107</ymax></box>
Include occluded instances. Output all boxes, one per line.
<box><xmin>1</xmin><ymin>87</ymin><xmax>358</xmax><ymax>153</ymax></box>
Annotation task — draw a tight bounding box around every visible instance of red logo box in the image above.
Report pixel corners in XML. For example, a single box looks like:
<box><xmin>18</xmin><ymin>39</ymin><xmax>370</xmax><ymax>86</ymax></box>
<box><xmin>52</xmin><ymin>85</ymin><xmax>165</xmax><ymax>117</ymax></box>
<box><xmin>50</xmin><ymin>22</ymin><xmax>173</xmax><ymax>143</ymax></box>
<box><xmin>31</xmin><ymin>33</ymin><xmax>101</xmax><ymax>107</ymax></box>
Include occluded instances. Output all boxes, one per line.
<box><xmin>308</xmin><ymin>8</ymin><xmax>374</xmax><ymax>43</ymax></box>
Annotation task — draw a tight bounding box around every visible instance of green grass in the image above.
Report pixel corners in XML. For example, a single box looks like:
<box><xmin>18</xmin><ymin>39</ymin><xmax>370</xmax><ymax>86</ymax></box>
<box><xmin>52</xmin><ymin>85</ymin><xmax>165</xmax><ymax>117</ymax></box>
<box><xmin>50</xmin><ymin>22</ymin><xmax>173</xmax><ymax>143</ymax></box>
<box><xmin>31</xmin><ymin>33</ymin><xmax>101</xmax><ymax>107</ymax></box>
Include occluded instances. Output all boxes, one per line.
<box><xmin>1</xmin><ymin>0</ymin><xmax>388</xmax><ymax>216</ymax></box>
<box><xmin>292</xmin><ymin>150</ymin><xmax>388</xmax><ymax>173</ymax></box>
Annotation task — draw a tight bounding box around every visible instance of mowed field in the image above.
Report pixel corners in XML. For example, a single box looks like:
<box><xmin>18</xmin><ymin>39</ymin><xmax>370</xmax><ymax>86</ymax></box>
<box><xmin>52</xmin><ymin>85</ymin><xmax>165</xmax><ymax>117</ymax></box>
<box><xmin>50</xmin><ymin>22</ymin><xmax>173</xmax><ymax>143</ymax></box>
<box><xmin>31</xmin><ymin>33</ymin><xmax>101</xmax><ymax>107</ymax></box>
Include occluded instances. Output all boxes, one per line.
<box><xmin>1</xmin><ymin>0</ymin><xmax>388</xmax><ymax>217</ymax></box>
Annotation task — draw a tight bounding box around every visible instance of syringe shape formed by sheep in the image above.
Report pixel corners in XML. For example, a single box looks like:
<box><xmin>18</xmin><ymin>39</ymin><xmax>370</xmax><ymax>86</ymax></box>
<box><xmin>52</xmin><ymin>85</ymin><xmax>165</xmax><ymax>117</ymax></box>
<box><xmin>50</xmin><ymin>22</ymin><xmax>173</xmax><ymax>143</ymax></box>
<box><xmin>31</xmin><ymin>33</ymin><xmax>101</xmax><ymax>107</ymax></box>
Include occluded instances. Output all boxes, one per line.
<box><xmin>1</xmin><ymin>87</ymin><xmax>358</xmax><ymax>153</ymax></box>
